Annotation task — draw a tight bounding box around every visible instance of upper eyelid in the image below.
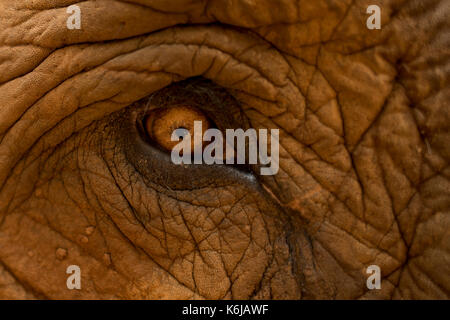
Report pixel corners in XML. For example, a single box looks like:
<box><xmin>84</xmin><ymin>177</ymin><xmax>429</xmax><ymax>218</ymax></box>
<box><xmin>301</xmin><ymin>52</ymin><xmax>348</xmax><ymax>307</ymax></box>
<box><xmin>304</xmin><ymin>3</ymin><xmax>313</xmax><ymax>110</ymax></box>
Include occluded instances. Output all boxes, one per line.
<box><xmin>136</xmin><ymin>77</ymin><xmax>246</xmax><ymax>131</ymax></box>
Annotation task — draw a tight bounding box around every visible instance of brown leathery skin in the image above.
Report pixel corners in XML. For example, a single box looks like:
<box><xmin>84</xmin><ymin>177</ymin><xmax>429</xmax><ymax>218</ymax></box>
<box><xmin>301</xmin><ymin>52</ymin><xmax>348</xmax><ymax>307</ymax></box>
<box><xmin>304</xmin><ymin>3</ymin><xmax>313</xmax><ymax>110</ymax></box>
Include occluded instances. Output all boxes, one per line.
<box><xmin>0</xmin><ymin>0</ymin><xmax>448</xmax><ymax>299</ymax></box>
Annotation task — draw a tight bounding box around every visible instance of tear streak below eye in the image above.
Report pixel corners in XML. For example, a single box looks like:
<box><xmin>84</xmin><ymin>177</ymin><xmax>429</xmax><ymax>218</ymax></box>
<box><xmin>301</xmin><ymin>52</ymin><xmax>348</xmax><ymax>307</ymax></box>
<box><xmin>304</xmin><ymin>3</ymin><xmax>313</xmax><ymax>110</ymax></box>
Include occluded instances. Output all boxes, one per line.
<box><xmin>144</xmin><ymin>105</ymin><xmax>211</xmax><ymax>152</ymax></box>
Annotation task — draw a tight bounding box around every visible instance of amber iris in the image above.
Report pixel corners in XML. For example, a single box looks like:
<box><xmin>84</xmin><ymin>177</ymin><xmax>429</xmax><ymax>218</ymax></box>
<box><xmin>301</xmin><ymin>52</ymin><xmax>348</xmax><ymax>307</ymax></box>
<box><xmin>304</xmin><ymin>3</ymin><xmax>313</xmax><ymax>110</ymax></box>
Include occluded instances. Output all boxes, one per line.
<box><xmin>144</xmin><ymin>105</ymin><xmax>211</xmax><ymax>152</ymax></box>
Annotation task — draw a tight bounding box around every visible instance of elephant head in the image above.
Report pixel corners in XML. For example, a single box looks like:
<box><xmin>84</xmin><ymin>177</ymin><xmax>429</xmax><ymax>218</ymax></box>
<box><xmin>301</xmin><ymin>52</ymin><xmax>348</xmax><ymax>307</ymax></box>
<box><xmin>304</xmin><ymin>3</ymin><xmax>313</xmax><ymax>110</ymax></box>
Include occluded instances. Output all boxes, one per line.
<box><xmin>0</xmin><ymin>0</ymin><xmax>448</xmax><ymax>299</ymax></box>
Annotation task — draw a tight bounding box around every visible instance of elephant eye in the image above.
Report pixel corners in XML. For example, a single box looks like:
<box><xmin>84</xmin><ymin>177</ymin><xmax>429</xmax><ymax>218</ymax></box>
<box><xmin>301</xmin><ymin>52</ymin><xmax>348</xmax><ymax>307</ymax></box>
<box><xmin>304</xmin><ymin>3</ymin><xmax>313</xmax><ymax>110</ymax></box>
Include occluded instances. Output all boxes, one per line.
<box><xmin>104</xmin><ymin>78</ymin><xmax>254</xmax><ymax>191</ymax></box>
<box><xmin>144</xmin><ymin>105</ymin><xmax>213</xmax><ymax>154</ymax></box>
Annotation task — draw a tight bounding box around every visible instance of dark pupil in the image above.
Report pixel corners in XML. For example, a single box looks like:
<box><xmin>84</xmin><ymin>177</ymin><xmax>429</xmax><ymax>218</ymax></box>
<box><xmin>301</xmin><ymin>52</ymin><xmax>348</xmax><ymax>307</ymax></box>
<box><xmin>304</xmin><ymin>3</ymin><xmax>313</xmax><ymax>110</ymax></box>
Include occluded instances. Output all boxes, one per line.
<box><xmin>177</xmin><ymin>126</ymin><xmax>188</xmax><ymax>139</ymax></box>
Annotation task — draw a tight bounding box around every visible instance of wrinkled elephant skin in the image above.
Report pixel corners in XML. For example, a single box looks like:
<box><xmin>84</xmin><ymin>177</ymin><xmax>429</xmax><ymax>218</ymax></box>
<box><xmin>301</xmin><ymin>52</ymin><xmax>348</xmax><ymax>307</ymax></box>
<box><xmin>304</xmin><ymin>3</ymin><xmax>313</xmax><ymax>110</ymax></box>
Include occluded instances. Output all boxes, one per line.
<box><xmin>0</xmin><ymin>0</ymin><xmax>448</xmax><ymax>299</ymax></box>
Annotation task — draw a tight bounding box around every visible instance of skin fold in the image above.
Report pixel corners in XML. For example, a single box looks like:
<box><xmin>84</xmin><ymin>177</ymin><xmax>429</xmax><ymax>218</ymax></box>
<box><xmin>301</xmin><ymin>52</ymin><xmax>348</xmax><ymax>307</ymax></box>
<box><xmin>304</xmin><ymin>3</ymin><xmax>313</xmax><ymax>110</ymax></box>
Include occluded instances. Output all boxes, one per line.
<box><xmin>0</xmin><ymin>0</ymin><xmax>448</xmax><ymax>299</ymax></box>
